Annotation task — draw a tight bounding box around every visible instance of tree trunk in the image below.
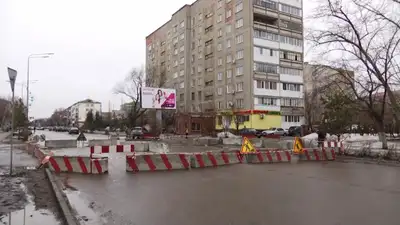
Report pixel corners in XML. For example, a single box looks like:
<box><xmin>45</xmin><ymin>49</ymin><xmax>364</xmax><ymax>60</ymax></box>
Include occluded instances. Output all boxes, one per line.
<box><xmin>378</xmin><ymin>132</ymin><xmax>388</xmax><ymax>149</ymax></box>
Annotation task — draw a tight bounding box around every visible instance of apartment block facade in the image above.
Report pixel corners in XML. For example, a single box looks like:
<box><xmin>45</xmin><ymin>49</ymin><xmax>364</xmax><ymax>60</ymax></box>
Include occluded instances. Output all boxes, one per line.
<box><xmin>146</xmin><ymin>0</ymin><xmax>304</xmax><ymax>130</ymax></box>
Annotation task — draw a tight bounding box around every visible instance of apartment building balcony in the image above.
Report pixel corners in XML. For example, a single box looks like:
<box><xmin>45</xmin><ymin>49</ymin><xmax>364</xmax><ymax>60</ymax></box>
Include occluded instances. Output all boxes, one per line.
<box><xmin>253</xmin><ymin>21</ymin><xmax>279</xmax><ymax>33</ymax></box>
<box><xmin>253</xmin><ymin>0</ymin><xmax>279</xmax><ymax>18</ymax></box>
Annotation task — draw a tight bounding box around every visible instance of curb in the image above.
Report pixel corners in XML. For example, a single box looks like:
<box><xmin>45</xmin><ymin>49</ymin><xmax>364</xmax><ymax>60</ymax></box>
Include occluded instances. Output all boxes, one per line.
<box><xmin>45</xmin><ymin>168</ymin><xmax>81</xmax><ymax>225</ymax></box>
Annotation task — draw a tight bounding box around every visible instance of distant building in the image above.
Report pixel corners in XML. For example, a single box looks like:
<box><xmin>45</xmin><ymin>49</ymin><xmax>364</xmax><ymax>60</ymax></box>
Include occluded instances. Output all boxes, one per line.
<box><xmin>66</xmin><ymin>99</ymin><xmax>102</xmax><ymax>127</ymax></box>
<box><xmin>303</xmin><ymin>63</ymin><xmax>354</xmax><ymax>125</ymax></box>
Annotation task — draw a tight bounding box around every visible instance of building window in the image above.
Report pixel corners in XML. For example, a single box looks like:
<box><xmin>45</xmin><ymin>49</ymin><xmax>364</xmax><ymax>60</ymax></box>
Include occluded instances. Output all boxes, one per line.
<box><xmin>217</xmin><ymin>43</ymin><xmax>222</xmax><ymax>51</ymax></box>
<box><xmin>226</xmin><ymin>9</ymin><xmax>232</xmax><ymax>18</ymax></box>
<box><xmin>282</xmin><ymin>83</ymin><xmax>301</xmax><ymax>91</ymax></box>
<box><xmin>254</xmin><ymin>62</ymin><xmax>278</xmax><ymax>74</ymax></box>
<box><xmin>257</xmin><ymin>97</ymin><xmax>278</xmax><ymax>106</ymax></box>
<box><xmin>236</xmin><ymin>34</ymin><xmax>244</xmax><ymax>44</ymax></box>
<box><xmin>217</xmin><ymin>72</ymin><xmax>223</xmax><ymax>80</ymax></box>
<box><xmin>280</xmin><ymin>4</ymin><xmax>302</xmax><ymax>17</ymax></box>
<box><xmin>179</xmin><ymin>82</ymin><xmax>184</xmax><ymax>89</ymax></box>
<box><xmin>191</xmin><ymin>122</ymin><xmax>201</xmax><ymax>131</ymax></box>
<box><xmin>180</xmin><ymin>70</ymin><xmax>184</xmax><ymax>76</ymax></box>
<box><xmin>236</xmin><ymin>2</ymin><xmax>243</xmax><ymax>13</ymax></box>
<box><xmin>198</xmin><ymin>13</ymin><xmax>203</xmax><ymax>21</ymax></box>
<box><xmin>285</xmin><ymin>115</ymin><xmax>300</xmax><ymax>123</ymax></box>
<box><xmin>173</xmin><ymin>72</ymin><xmax>178</xmax><ymax>78</ymax></box>
<box><xmin>217</xmin><ymin>87</ymin><xmax>223</xmax><ymax>95</ymax></box>
<box><xmin>218</xmin><ymin>29</ymin><xmax>223</xmax><ymax>37</ymax></box>
<box><xmin>227</xmin><ymin>85</ymin><xmax>234</xmax><ymax>93</ymax></box>
<box><xmin>218</xmin><ymin>101</ymin><xmax>222</xmax><ymax>109</ymax></box>
<box><xmin>174</xmin><ymin>60</ymin><xmax>178</xmax><ymax>67</ymax></box>
<box><xmin>281</xmin><ymin>98</ymin><xmax>304</xmax><ymax>107</ymax></box>
<box><xmin>180</xmin><ymin>57</ymin><xmax>185</xmax><ymax>64</ymax></box>
<box><xmin>236</xmin><ymin>82</ymin><xmax>243</xmax><ymax>92</ymax></box>
<box><xmin>256</xmin><ymin>80</ymin><xmax>278</xmax><ymax>90</ymax></box>
<box><xmin>174</xmin><ymin>48</ymin><xmax>178</xmax><ymax>55</ymax></box>
<box><xmin>280</xmin><ymin>51</ymin><xmax>302</xmax><ymax>62</ymax></box>
<box><xmin>180</xmin><ymin>21</ymin><xmax>185</xmax><ymax>28</ymax></box>
<box><xmin>236</xmin><ymin>18</ymin><xmax>243</xmax><ymax>28</ymax></box>
<box><xmin>227</xmin><ymin>39</ymin><xmax>231</xmax><ymax>48</ymax></box>
<box><xmin>236</xmin><ymin>50</ymin><xmax>244</xmax><ymax>59</ymax></box>
<box><xmin>218</xmin><ymin>0</ymin><xmax>223</xmax><ymax>8</ymax></box>
<box><xmin>198</xmin><ymin>66</ymin><xmax>203</xmax><ymax>73</ymax></box>
<box><xmin>218</xmin><ymin>58</ymin><xmax>223</xmax><ymax>66</ymax></box>
<box><xmin>254</xmin><ymin>29</ymin><xmax>279</xmax><ymax>41</ymax></box>
<box><xmin>180</xmin><ymin>45</ymin><xmax>184</xmax><ymax>52</ymax></box>
<box><xmin>280</xmin><ymin>67</ymin><xmax>303</xmax><ymax>76</ymax></box>
<box><xmin>236</xmin><ymin>99</ymin><xmax>244</xmax><ymax>108</ymax></box>
<box><xmin>255</xmin><ymin>46</ymin><xmax>275</xmax><ymax>56</ymax></box>
<box><xmin>280</xmin><ymin>35</ymin><xmax>303</xmax><ymax>47</ymax></box>
<box><xmin>236</xmin><ymin>66</ymin><xmax>244</xmax><ymax>76</ymax></box>
<box><xmin>227</xmin><ymin>69</ymin><xmax>232</xmax><ymax>78</ymax></box>
<box><xmin>217</xmin><ymin>14</ymin><xmax>222</xmax><ymax>23</ymax></box>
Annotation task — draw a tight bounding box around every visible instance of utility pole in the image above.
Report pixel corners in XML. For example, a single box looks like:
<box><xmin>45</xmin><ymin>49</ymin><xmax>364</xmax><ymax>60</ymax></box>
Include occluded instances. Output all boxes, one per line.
<box><xmin>7</xmin><ymin>67</ymin><xmax>17</xmax><ymax>175</ymax></box>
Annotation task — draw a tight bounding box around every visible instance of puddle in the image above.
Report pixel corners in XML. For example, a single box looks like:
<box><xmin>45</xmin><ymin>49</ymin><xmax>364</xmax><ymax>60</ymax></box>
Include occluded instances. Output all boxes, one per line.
<box><xmin>65</xmin><ymin>190</ymin><xmax>106</xmax><ymax>225</ymax></box>
<box><xmin>0</xmin><ymin>183</ymin><xmax>61</xmax><ymax>225</ymax></box>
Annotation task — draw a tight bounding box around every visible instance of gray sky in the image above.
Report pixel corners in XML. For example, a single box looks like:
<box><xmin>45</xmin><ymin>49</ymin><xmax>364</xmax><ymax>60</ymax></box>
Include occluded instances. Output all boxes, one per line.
<box><xmin>0</xmin><ymin>0</ymin><xmax>315</xmax><ymax>119</ymax></box>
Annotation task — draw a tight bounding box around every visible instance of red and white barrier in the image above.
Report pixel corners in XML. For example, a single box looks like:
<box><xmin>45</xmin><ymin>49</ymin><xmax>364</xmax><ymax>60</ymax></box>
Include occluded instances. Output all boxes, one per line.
<box><xmin>47</xmin><ymin>155</ymin><xmax>108</xmax><ymax>174</ymax></box>
<box><xmin>90</xmin><ymin>144</ymin><xmax>135</xmax><ymax>154</ymax></box>
<box><xmin>244</xmin><ymin>150</ymin><xmax>292</xmax><ymax>164</ymax></box>
<box><xmin>126</xmin><ymin>153</ymin><xmax>191</xmax><ymax>172</ymax></box>
<box><xmin>323</xmin><ymin>141</ymin><xmax>344</xmax><ymax>154</ymax></box>
<box><xmin>302</xmin><ymin>149</ymin><xmax>336</xmax><ymax>161</ymax></box>
<box><xmin>191</xmin><ymin>151</ymin><xmax>243</xmax><ymax>168</ymax></box>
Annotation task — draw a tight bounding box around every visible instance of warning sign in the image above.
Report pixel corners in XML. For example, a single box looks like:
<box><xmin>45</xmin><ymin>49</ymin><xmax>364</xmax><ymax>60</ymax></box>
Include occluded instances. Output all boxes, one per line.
<box><xmin>77</xmin><ymin>132</ymin><xmax>87</xmax><ymax>141</ymax></box>
<box><xmin>293</xmin><ymin>137</ymin><xmax>304</xmax><ymax>154</ymax></box>
<box><xmin>240</xmin><ymin>137</ymin><xmax>256</xmax><ymax>154</ymax></box>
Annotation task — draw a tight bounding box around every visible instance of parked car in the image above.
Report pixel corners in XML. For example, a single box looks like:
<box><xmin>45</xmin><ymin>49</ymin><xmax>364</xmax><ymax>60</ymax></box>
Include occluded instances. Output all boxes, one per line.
<box><xmin>288</xmin><ymin>126</ymin><xmax>301</xmax><ymax>136</ymax></box>
<box><xmin>131</xmin><ymin>127</ymin><xmax>144</xmax><ymax>139</ymax></box>
<box><xmin>68</xmin><ymin>127</ymin><xmax>79</xmax><ymax>135</ymax></box>
<box><xmin>261</xmin><ymin>127</ymin><xmax>287</xmax><ymax>136</ymax></box>
<box><xmin>239</xmin><ymin>128</ymin><xmax>262</xmax><ymax>138</ymax></box>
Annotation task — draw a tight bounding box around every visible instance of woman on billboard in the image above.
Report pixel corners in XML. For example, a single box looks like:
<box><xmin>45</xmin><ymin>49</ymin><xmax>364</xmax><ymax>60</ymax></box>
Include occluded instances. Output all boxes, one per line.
<box><xmin>152</xmin><ymin>89</ymin><xmax>166</xmax><ymax>108</ymax></box>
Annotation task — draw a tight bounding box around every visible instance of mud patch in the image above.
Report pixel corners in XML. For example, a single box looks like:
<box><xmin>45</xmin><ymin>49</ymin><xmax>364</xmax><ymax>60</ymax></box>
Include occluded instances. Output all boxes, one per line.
<box><xmin>0</xmin><ymin>171</ymin><xmax>27</xmax><ymax>217</ymax></box>
<box><xmin>0</xmin><ymin>167</ymin><xmax>66</xmax><ymax>225</ymax></box>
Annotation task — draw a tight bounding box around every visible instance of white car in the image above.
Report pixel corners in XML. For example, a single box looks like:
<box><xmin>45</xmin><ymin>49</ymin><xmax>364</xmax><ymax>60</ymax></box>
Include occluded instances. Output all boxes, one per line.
<box><xmin>262</xmin><ymin>128</ymin><xmax>287</xmax><ymax>136</ymax></box>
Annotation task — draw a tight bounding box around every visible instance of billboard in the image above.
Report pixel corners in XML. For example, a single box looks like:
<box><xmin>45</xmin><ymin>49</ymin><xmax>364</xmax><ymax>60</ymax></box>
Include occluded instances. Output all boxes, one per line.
<box><xmin>141</xmin><ymin>87</ymin><xmax>176</xmax><ymax>109</ymax></box>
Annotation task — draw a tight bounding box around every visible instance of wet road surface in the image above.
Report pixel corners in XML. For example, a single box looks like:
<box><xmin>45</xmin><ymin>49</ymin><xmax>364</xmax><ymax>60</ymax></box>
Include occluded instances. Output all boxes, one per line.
<box><xmin>64</xmin><ymin>153</ymin><xmax>400</xmax><ymax>225</ymax></box>
<box><xmin>35</xmin><ymin>130</ymin><xmax>109</xmax><ymax>140</ymax></box>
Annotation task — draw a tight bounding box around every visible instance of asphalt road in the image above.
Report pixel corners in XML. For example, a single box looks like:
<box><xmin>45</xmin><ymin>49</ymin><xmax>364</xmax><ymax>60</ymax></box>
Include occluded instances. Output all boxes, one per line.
<box><xmin>35</xmin><ymin>130</ymin><xmax>110</xmax><ymax>140</ymax></box>
<box><xmin>63</xmin><ymin>154</ymin><xmax>400</xmax><ymax>225</ymax></box>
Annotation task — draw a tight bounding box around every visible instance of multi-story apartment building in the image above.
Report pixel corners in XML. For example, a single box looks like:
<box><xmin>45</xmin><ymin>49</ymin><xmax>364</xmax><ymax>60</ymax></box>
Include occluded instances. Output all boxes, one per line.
<box><xmin>146</xmin><ymin>0</ymin><xmax>304</xmax><ymax>130</ymax></box>
<box><xmin>303</xmin><ymin>62</ymin><xmax>354</xmax><ymax>125</ymax></box>
<box><xmin>66</xmin><ymin>99</ymin><xmax>102</xmax><ymax>127</ymax></box>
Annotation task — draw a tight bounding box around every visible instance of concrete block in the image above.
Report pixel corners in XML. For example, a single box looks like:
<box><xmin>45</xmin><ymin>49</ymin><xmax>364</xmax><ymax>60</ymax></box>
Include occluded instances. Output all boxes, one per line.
<box><xmin>45</xmin><ymin>140</ymin><xmax>77</xmax><ymax>149</ymax></box>
<box><xmin>222</xmin><ymin>138</ymin><xmax>242</xmax><ymax>146</ymax></box>
<box><xmin>132</xmin><ymin>142</ymin><xmax>149</xmax><ymax>152</ymax></box>
<box><xmin>261</xmin><ymin>139</ymin><xmax>283</xmax><ymax>149</ymax></box>
<box><xmin>249</xmin><ymin>138</ymin><xmax>262</xmax><ymax>148</ymax></box>
<box><xmin>208</xmin><ymin>138</ymin><xmax>220</xmax><ymax>146</ymax></box>
<box><xmin>88</xmin><ymin>139</ymin><xmax>112</xmax><ymax>146</ymax></box>
<box><xmin>148</xmin><ymin>142</ymin><xmax>170</xmax><ymax>153</ymax></box>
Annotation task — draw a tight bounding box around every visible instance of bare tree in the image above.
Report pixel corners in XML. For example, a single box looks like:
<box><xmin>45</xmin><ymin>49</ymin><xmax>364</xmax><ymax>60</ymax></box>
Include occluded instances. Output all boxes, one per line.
<box><xmin>308</xmin><ymin>0</ymin><xmax>400</xmax><ymax>148</ymax></box>
<box><xmin>113</xmin><ymin>66</ymin><xmax>165</xmax><ymax>128</ymax></box>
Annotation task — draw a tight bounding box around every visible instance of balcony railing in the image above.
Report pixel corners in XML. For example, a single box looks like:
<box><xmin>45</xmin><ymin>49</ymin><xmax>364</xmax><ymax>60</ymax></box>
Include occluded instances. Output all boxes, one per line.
<box><xmin>253</xmin><ymin>0</ymin><xmax>278</xmax><ymax>11</ymax></box>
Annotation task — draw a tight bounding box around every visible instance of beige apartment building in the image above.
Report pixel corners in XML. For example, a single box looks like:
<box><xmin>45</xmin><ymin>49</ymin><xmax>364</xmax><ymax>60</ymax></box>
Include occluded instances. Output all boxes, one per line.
<box><xmin>303</xmin><ymin>62</ymin><xmax>354</xmax><ymax>125</ymax></box>
<box><xmin>146</xmin><ymin>0</ymin><xmax>304</xmax><ymax>130</ymax></box>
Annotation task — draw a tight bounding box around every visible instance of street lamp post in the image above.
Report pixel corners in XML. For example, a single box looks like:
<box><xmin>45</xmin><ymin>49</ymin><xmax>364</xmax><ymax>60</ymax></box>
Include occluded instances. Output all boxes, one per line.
<box><xmin>7</xmin><ymin>67</ymin><xmax>17</xmax><ymax>176</ymax></box>
<box><xmin>26</xmin><ymin>53</ymin><xmax>53</xmax><ymax>124</ymax></box>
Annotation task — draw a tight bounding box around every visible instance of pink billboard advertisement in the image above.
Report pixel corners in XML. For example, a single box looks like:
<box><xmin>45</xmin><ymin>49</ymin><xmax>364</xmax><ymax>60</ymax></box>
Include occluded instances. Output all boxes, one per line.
<box><xmin>141</xmin><ymin>87</ymin><xmax>176</xmax><ymax>109</ymax></box>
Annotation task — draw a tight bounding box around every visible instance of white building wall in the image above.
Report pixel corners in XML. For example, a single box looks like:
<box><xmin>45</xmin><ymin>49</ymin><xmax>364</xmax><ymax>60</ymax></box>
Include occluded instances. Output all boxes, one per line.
<box><xmin>280</xmin><ymin>74</ymin><xmax>303</xmax><ymax>84</ymax></box>
<box><xmin>254</xmin><ymin>38</ymin><xmax>279</xmax><ymax>49</ymax></box>
<box><xmin>279</xmin><ymin>43</ymin><xmax>302</xmax><ymax>53</ymax></box>
<box><xmin>253</xmin><ymin>48</ymin><xmax>280</xmax><ymax>64</ymax></box>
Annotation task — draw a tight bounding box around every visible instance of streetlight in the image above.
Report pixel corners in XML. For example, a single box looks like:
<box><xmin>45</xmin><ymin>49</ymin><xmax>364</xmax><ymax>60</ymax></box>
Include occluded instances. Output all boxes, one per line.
<box><xmin>7</xmin><ymin>67</ymin><xmax>17</xmax><ymax>176</ymax></box>
<box><xmin>26</xmin><ymin>53</ymin><xmax>53</xmax><ymax>125</ymax></box>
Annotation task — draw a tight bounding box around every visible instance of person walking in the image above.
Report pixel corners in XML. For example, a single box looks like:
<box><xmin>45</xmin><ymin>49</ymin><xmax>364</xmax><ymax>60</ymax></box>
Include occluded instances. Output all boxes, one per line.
<box><xmin>185</xmin><ymin>127</ymin><xmax>189</xmax><ymax>139</ymax></box>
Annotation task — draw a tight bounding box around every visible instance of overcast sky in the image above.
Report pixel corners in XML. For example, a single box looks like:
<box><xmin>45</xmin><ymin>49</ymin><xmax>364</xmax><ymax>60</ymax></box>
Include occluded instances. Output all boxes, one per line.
<box><xmin>0</xmin><ymin>0</ymin><xmax>316</xmax><ymax>119</ymax></box>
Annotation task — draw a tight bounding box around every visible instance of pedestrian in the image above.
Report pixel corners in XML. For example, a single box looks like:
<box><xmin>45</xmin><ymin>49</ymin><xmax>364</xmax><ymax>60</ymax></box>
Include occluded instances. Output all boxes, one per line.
<box><xmin>317</xmin><ymin>129</ymin><xmax>326</xmax><ymax>147</ymax></box>
<box><xmin>185</xmin><ymin>127</ymin><xmax>189</xmax><ymax>139</ymax></box>
<box><xmin>33</xmin><ymin>126</ymin><xmax>36</xmax><ymax>133</ymax></box>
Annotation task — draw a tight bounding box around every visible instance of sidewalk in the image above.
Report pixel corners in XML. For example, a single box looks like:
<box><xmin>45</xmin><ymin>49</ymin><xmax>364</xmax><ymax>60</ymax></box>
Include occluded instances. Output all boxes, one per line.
<box><xmin>0</xmin><ymin>132</ymin><xmax>11</xmax><ymax>142</ymax></box>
